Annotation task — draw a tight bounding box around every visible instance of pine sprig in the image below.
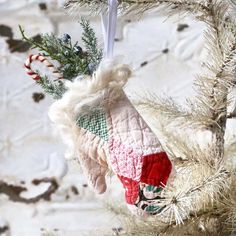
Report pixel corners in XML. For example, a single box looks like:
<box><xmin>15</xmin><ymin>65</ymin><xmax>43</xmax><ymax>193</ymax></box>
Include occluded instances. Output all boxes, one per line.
<box><xmin>20</xmin><ymin>20</ymin><xmax>102</xmax><ymax>99</ymax></box>
<box><xmin>80</xmin><ymin>18</ymin><xmax>103</xmax><ymax>70</ymax></box>
<box><xmin>37</xmin><ymin>76</ymin><xmax>67</xmax><ymax>100</ymax></box>
<box><xmin>20</xmin><ymin>26</ymin><xmax>92</xmax><ymax>80</ymax></box>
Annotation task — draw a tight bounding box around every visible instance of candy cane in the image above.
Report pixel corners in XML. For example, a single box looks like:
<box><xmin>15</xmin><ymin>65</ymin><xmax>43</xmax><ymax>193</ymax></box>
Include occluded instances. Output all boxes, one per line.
<box><xmin>24</xmin><ymin>54</ymin><xmax>63</xmax><ymax>81</ymax></box>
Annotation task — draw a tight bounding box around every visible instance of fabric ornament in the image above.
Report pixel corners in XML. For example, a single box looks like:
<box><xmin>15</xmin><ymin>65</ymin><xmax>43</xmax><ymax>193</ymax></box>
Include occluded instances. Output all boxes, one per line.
<box><xmin>48</xmin><ymin>59</ymin><xmax>174</xmax><ymax>216</ymax></box>
<box><xmin>23</xmin><ymin>0</ymin><xmax>174</xmax><ymax>216</ymax></box>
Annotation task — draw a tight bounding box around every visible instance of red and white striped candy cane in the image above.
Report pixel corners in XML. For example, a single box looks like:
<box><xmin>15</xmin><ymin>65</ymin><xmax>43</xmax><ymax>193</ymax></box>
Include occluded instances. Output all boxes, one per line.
<box><xmin>24</xmin><ymin>54</ymin><xmax>63</xmax><ymax>81</ymax></box>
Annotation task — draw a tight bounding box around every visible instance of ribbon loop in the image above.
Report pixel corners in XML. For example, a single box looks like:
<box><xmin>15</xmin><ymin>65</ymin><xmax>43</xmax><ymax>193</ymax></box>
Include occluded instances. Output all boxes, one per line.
<box><xmin>101</xmin><ymin>0</ymin><xmax>118</xmax><ymax>59</ymax></box>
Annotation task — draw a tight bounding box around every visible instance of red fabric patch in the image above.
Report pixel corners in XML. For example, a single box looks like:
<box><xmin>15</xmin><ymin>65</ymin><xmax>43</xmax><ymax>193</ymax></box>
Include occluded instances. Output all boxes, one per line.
<box><xmin>118</xmin><ymin>175</ymin><xmax>139</xmax><ymax>204</ymax></box>
<box><xmin>140</xmin><ymin>152</ymin><xmax>172</xmax><ymax>187</ymax></box>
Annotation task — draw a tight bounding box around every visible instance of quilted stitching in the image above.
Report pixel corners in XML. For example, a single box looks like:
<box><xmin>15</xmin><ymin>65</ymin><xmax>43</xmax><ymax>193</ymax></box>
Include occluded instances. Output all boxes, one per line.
<box><xmin>106</xmin><ymin>92</ymin><xmax>163</xmax><ymax>157</ymax></box>
<box><xmin>109</xmin><ymin>139</ymin><xmax>143</xmax><ymax>181</ymax></box>
<box><xmin>118</xmin><ymin>175</ymin><xmax>140</xmax><ymax>204</ymax></box>
<box><xmin>140</xmin><ymin>152</ymin><xmax>172</xmax><ymax>187</ymax></box>
<box><xmin>74</xmin><ymin>92</ymin><xmax>172</xmax><ymax>215</ymax></box>
<box><xmin>76</xmin><ymin>109</ymin><xmax>109</xmax><ymax>141</ymax></box>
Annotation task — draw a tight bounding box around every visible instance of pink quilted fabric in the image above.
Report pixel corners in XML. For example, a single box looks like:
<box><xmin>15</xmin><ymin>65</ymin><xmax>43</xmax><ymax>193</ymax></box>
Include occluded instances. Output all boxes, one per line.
<box><xmin>106</xmin><ymin>92</ymin><xmax>173</xmax><ymax>210</ymax></box>
<box><xmin>109</xmin><ymin>139</ymin><xmax>143</xmax><ymax>182</ymax></box>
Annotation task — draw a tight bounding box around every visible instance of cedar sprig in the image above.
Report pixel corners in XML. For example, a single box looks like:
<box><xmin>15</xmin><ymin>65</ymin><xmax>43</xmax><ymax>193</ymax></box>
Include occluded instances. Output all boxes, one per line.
<box><xmin>20</xmin><ymin>25</ymin><xmax>92</xmax><ymax>80</ymax></box>
<box><xmin>81</xmin><ymin>18</ymin><xmax>103</xmax><ymax>70</ymax></box>
<box><xmin>19</xmin><ymin>20</ymin><xmax>102</xmax><ymax>99</ymax></box>
<box><xmin>36</xmin><ymin>76</ymin><xmax>67</xmax><ymax>100</ymax></box>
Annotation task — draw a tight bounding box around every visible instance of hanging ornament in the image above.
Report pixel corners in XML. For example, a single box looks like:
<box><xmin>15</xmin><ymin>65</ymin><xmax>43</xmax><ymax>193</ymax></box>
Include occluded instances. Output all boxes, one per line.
<box><xmin>23</xmin><ymin>0</ymin><xmax>174</xmax><ymax>217</ymax></box>
<box><xmin>49</xmin><ymin>59</ymin><xmax>173</xmax><ymax>216</ymax></box>
<box><xmin>48</xmin><ymin>0</ymin><xmax>174</xmax><ymax>216</ymax></box>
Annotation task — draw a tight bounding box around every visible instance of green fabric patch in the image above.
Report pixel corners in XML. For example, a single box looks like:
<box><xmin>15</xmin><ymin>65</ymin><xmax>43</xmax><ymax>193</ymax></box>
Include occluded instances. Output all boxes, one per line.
<box><xmin>145</xmin><ymin>205</ymin><xmax>161</xmax><ymax>213</ymax></box>
<box><xmin>145</xmin><ymin>205</ymin><xmax>164</xmax><ymax>214</ymax></box>
<box><xmin>76</xmin><ymin>109</ymin><xmax>109</xmax><ymax>141</ymax></box>
<box><xmin>146</xmin><ymin>185</ymin><xmax>163</xmax><ymax>193</ymax></box>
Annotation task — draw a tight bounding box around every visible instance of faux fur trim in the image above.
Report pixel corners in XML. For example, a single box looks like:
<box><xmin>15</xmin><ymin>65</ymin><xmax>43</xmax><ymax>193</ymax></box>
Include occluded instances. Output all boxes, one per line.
<box><xmin>51</xmin><ymin>59</ymin><xmax>131</xmax><ymax>115</ymax></box>
<box><xmin>48</xmin><ymin>59</ymin><xmax>132</xmax><ymax>159</ymax></box>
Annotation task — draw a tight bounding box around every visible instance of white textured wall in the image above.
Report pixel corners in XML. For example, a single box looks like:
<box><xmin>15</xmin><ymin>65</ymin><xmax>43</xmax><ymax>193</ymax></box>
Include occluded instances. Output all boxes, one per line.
<box><xmin>1</xmin><ymin>1</ymin><xmax>230</xmax><ymax>236</ymax></box>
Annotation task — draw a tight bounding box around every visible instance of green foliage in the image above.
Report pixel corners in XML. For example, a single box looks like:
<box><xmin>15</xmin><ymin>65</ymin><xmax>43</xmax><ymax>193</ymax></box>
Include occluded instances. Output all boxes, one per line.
<box><xmin>81</xmin><ymin>18</ymin><xmax>103</xmax><ymax>70</ymax></box>
<box><xmin>19</xmin><ymin>19</ymin><xmax>102</xmax><ymax>99</ymax></box>
<box><xmin>38</xmin><ymin>33</ymin><xmax>90</xmax><ymax>80</ymax></box>
<box><xmin>37</xmin><ymin>76</ymin><xmax>67</xmax><ymax>100</ymax></box>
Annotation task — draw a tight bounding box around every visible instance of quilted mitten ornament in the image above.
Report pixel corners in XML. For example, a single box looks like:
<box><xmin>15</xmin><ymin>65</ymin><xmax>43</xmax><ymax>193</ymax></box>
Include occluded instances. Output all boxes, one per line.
<box><xmin>49</xmin><ymin>59</ymin><xmax>173</xmax><ymax>216</ymax></box>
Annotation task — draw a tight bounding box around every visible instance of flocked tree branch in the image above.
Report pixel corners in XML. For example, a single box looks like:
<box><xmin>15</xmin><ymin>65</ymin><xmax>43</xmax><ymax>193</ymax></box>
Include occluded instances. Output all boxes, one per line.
<box><xmin>65</xmin><ymin>0</ymin><xmax>211</xmax><ymax>17</ymax></box>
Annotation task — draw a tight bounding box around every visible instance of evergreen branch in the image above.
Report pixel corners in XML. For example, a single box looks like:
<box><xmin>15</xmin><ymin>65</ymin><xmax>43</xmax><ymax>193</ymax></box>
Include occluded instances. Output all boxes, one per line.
<box><xmin>20</xmin><ymin>23</ymin><xmax>102</xmax><ymax>81</ymax></box>
<box><xmin>19</xmin><ymin>25</ymin><xmax>45</xmax><ymax>51</ymax></box>
<box><xmin>20</xmin><ymin>21</ymin><xmax>102</xmax><ymax>99</ymax></box>
<box><xmin>80</xmin><ymin>18</ymin><xmax>103</xmax><ymax>70</ymax></box>
<box><xmin>37</xmin><ymin>76</ymin><xmax>67</xmax><ymax>99</ymax></box>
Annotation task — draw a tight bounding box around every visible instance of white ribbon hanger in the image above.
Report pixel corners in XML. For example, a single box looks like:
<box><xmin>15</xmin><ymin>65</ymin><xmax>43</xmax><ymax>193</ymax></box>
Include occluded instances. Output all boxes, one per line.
<box><xmin>101</xmin><ymin>0</ymin><xmax>118</xmax><ymax>59</ymax></box>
